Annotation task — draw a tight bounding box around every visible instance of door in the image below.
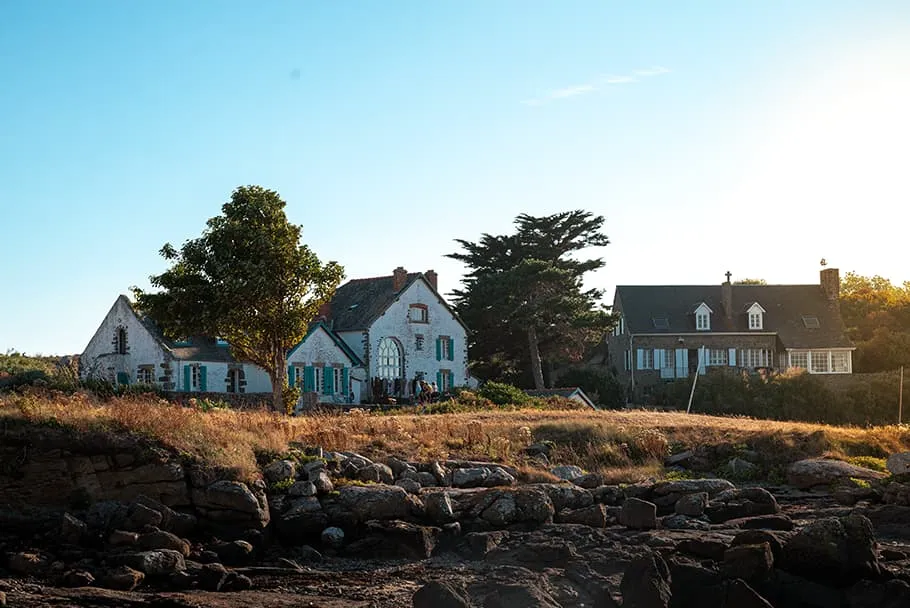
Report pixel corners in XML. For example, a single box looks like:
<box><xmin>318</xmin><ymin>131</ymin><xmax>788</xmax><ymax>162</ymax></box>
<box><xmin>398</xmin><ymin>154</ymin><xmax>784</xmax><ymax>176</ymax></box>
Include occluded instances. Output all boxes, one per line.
<box><xmin>688</xmin><ymin>349</ymin><xmax>699</xmax><ymax>375</ymax></box>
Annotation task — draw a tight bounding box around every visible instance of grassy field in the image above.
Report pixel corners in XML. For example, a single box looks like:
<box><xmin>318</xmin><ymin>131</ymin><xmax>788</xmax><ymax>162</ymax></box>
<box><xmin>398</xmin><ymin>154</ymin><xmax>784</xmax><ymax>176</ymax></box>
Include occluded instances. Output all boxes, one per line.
<box><xmin>3</xmin><ymin>389</ymin><xmax>910</xmax><ymax>483</ymax></box>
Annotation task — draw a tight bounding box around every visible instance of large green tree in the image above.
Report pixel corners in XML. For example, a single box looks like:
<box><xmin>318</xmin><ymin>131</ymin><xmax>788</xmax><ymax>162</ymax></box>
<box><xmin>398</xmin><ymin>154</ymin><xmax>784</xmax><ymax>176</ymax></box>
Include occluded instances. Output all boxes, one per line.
<box><xmin>840</xmin><ymin>271</ymin><xmax>910</xmax><ymax>372</ymax></box>
<box><xmin>133</xmin><ymin>186</ymin><xmax>344</xmax><ymax>411</ymax></box>
<box><xmin>448</xmin><ymin>211</ymin><xmax>614</xmax><ymax>389</ymax></box>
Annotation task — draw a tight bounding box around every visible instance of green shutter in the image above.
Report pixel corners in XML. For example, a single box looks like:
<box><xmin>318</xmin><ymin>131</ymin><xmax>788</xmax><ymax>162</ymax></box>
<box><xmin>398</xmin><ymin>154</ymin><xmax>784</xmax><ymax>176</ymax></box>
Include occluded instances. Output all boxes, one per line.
<box><xmin>304</xmin><ymin>366</ymin><xmax>315</xmax><ymax>392</ymax></box>
<box><xmin>341</xmin><ymin>367</ymin><xmax>349</xmax><ymax>399</ymax></box>
<box><xmin>436</xmin><ymin>370</ymin><xmax>442</xmax><ymax>390</ymax></box>
<box><xmin>183</xmin><ymin>366</ymin><xmax>190</xmax><ymax>392</ymax></box>
<box><xmin>325</xmin><ymin>368</ymin><xmax>334</xmax><ymax>395</ymax></box>
<box><xmin>436</xmin><ymin>337</ymin><xmax>442</xmax><ymax>361</ymax></box>
<box><xmin>288</xmin><ymin>365</ymin><xmax>296</xmax><ymax>387</ymax></box>
<box><xmin>447</xmin><ymin>337</ymin><xmax>455</xmax><ymax>361</ymax></box>
<box><xmin>116</xmin><ymin>372</ymin><xmax>129</xmax><ymax>385</ymax></box>
<box><xmin>200</xmin><ymin>366</ymin><xmax>207</xmax><ymax>391</ymax></box>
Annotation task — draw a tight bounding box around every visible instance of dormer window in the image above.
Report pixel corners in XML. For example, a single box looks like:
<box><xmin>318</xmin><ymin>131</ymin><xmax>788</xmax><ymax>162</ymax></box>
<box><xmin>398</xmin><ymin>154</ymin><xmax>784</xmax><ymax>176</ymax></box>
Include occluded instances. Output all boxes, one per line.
<box><xmin>694</xmin><ymin>302</ymin><xmax>712</xmax><ymax>331</ymax></box>
<box><xmin>746</xmin><ymin>302</ymin><xmax>766</xmax><ymax>330</ymax></box>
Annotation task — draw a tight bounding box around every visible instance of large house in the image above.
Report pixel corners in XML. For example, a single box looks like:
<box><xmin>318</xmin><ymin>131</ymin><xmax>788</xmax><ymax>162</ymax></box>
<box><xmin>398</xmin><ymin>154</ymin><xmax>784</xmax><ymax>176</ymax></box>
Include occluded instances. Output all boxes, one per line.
<box><xmin>80</xmin><ymin>267</ymin><xmax>471</xmax><ymax>408</ymax></box>
<box><xmin>606</xmin><ymin>268</ymin><xmax>854</xmax><ymax>399</ymax></box>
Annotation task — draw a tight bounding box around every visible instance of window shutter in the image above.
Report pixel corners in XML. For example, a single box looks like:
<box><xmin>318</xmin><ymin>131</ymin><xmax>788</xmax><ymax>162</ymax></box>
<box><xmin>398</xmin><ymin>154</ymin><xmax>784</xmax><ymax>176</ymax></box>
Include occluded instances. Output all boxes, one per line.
<box><xmin>698</xmin><ymin>348</ymin><xmax>706</xmax><ymax>375</ymax></box>
<box><xmin>728</xmin><ymin>348</ymin><xmax>737</xmax><ymax>366</ymax></box>
<box><xmin>183</xmin><ymin>366</ymin><xmax>190</xmax><ymax>392</ymax></box>
<box><xmin>325</xmin><ymin>368</ymin><xmax>334</xmax><ymax>395</ymax></box>
<box><xmin>117</xmin><ymin>372</ymin><xmax>129</xmax><ymax>385</ymax></box>
<box><xmin>447</xmin><ymin>337</ymin><xmax>455</xmax><ymax>361</ymax></box>
<box><xmin>288</xmin><ymin>366</ymin><xmax>296</xmax><ymax>387</ymax></box>
<box><xmin>200</xmin><ymin>366</ymin><xmax>207</xmax><ymax>391</ymax></box>
<box><xmin>436</xmin><ymin>337</ymin><xmax>442</xmax><ymax>361</ymax></box>
<box><xmin>636</xmin><ymin>349</ymin><xmax>644</xmax><ymax>370</ymax></box>
<box><xmin>304</xmin><ymin>366</ymin><xmax>315</xmax><ymax>392</ymax></box>
<box><xmin>342</xmin><ymin>367</ymin><xmax>349</xmax><ymax>398</ymax></box>
<box><xmin>675</xmin><ymin>349</ymin><xmax>687</xmax><ymax>377</ymax></box>
<box><xmin>437</xmin><ymin>370</ymin><xmax>442</xmax><ymax>390</ymax></box>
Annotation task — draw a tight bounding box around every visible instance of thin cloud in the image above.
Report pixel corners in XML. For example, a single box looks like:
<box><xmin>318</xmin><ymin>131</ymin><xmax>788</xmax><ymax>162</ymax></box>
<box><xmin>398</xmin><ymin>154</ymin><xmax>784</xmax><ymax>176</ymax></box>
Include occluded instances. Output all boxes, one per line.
<box><xmin>522</xmin><ymin>66</ymin><xmax>669</xmax><ymax>107</ymax></box>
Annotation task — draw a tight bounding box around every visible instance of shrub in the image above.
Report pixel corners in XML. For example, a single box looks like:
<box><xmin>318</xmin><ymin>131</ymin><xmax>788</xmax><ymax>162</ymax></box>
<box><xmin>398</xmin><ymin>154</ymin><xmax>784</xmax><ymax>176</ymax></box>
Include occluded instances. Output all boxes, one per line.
<box><xmin>846</xmin><ymin>456</ymin><xmax>888</xmax><ymax>472</ymax></box>
<box><xmin>478</xmin><ymin>382</ymin><xmax>529</xmax><ymax>406</ymax></box>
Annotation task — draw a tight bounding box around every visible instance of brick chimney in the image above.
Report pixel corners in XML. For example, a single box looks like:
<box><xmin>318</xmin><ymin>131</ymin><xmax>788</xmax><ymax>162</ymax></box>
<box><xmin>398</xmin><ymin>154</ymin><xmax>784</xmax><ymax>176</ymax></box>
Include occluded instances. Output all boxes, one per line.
<box><xmin>317</xmin><ymin>301</ymin><xmax>332</xmax><ymax>321</ymax></box>
<box><xmin>820</xmin><ymin>267</ymin><xmax>840</xmax><ymax>302</ymax></box>
<box><xmin>721</xmin><ymin>270</ymin><xmax>733</xmax><ymax>319</ymax></box>
<box><xmin>392</xmin><ymin>266</ymin><xmax>408</xmax><ymax>292</ymax></box>
<box><xmin>425</xmin><ymin>269</ymin><xmax>438</xmax><ymax>290</ymax></box>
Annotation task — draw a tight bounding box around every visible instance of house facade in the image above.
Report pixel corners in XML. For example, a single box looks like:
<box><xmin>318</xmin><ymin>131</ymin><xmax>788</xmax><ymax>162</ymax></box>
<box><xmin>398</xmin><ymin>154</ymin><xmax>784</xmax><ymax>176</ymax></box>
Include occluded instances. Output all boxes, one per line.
<box><xmin>607</xmin><ymin>268</ymin><xmax>854</xmax><ymax>399</ymax></box>
<box><xmin>81</xmin><ymin>266</ymin><xmax>471</xmax><ymax>406</ymax></box>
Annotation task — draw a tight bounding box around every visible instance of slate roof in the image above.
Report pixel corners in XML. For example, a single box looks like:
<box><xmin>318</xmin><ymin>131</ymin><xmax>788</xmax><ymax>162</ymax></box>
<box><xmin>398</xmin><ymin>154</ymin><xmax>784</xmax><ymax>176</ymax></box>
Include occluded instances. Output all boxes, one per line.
<box><xmin>615</xmin><ymin>284</ymin><xmax>853</xmax><ymax>349</ymax></box>
<box><xmin>289</xmin><ymin>322</ymin><xmax>364</xmax><ymax>366</ymax></box>
<box><xmin>327</xmin><ymin>272</ymin><xmax>468</xmax><ymax>332</ymax></box>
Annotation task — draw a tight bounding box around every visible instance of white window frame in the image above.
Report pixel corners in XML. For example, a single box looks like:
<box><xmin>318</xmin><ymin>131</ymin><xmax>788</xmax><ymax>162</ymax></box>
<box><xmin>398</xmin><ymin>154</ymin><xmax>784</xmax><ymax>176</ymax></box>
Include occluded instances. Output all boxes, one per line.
<box><xmin>639</xmin><ymin>349</ymin><xmax>654</xmax><ymax>370</ymax></box>
<box><xmin>741</xmin><ymin>349</ymin><xmax>771</xmax><ymax>369</ymax></box>
<box><xmin>696</xmin><ymin>313</ymin><xmax>709</xmax><ymax>330</ymax></box>
<box><xmin>333</xmin><ymin>367</ymin><xmax>344</xmax><ymax>395</ymax></box>
<box><xmin>314</xmin><ymin>366</ymin><xmax>324</xmax><ymax>393</ymax></box>
<box><xmin>790</xmin><ymin>352</ymin><xmax>809</xmax><ymax>369</ymax></box>
<box><xmin>709</xmin><ymin>349</ymin><xmax>728</xmax><ymax>366</ymax></box>
<box><xmin>137</xmin><ymin>367</ymin><xmax>154</xmax><ymax>384</ymax></box>
<box><xmin>408</xmin><ymin>304</ymin><xmax>428</xmax><ymax>323</ymax></box>
<box><xmin>440</xmin><ymin>369</ymin><xmax>452</xmax><ymax>392</ymax></box>
<box><xmin>190</xmin><ymin>364</ymin><xmax>201</xmax><ymax>390</ymax></box>
<box><xmin>787</xmin><ymin>350</ymin><xmax>851</xmax><ymax>374</ymax></box>
<box><xmin>749</xmin><ymin>312</ymin><xmax>762</xmax><ymax>330</ymax></box>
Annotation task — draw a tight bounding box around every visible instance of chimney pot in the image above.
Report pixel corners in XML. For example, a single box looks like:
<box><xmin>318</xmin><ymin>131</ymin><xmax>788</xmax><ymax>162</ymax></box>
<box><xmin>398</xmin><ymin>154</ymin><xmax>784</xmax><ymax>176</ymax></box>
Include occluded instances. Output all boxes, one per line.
<box><xmin>425</xmin><ymin>269</ymin><xmax>438</xmax><ymax>290</ymax></box>
<box><xmin>393</xmin><ymin>266</ymin><xmax>408</xmax><ymax>291</ymax></box>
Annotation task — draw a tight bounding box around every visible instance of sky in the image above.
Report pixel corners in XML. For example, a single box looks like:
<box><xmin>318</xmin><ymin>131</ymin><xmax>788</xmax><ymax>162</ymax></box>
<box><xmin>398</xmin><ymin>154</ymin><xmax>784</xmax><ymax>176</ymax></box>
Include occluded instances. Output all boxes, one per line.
<box><xmin>2</xmin><ymin>1</ymin><xmax>910</xmax><ymax>355</ymax></box>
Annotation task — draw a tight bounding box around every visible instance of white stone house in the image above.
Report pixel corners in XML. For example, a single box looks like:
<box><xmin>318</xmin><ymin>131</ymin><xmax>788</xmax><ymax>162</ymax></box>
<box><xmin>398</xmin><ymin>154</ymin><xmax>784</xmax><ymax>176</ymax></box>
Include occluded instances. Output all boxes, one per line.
<box><xmin>286</xmin><ymin>322</ymin><xmax>364</xmax><ymax>406</ymax></box>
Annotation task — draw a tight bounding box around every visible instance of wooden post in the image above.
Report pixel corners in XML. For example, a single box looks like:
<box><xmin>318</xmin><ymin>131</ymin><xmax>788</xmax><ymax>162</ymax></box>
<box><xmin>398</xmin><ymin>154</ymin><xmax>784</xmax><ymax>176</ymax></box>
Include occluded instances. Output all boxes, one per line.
<box><xmin>900</xmin><ymin>366</ymin><xmax>904</xmax><ymax>425</ymax></box>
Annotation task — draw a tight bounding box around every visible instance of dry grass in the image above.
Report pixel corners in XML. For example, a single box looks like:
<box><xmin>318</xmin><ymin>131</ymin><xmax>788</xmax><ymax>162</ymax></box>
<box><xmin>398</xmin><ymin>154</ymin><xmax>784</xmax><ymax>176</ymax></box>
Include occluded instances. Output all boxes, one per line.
<box><xmin>3</xmin><ymin>389</ymin><xmax>910</xmax><ymax>482</ymax></box>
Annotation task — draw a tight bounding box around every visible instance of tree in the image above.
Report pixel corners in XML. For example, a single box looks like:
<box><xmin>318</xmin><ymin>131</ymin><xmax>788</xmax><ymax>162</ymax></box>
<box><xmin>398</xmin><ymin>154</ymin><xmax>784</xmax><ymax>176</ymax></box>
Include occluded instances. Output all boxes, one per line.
<box><xmin>448</xmin><ymin>211</ymin><xmax>614</xmax><ymax>389</ymax></box>
<box><xmin>839</xmin><ymin>271</ymin><xmax>910</xmax><ymax>371</ymax></box>
<box><xmin>133</xmin><ymin>186</ymin><xmax>344</xmax><ymax>411</ymax></box>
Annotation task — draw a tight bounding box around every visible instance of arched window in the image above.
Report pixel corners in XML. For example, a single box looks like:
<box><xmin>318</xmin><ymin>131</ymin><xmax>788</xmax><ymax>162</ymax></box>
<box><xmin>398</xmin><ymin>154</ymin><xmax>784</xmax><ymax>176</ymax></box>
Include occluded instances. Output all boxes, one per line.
<box><xmin>116</xmin><ymin>327</ymin><xmax>127</xmax><ymax>354</ymax></box>
<box><xmin>377</xmin><ymin>337</ymin><xmax>402</xmax><ymax>380</ymax></box>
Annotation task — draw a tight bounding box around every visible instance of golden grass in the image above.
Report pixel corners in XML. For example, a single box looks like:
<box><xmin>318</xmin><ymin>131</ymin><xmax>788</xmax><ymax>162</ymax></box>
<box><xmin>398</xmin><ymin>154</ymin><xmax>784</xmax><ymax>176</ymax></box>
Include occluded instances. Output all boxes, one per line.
<box><xmin>3</xmin><ymin>389</ymin><xmax>910</xmax><ymax>482</ymax></box>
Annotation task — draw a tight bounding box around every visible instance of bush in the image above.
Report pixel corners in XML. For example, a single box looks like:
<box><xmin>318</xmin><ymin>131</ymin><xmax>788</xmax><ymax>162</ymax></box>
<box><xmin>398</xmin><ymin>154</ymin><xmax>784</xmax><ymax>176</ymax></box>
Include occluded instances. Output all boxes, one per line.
<box><xmin>478</xmin><ymin>382</ymin><xmax>529</xmax><ymax>406</ymax></box>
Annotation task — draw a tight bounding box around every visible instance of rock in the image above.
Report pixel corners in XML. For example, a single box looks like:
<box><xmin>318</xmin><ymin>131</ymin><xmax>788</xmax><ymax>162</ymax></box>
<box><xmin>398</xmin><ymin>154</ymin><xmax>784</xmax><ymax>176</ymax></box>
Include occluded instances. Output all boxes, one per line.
<box><xmin>263</xmin><ymin>459</ymin><xmax>297</xmax><ymax>484</ymax></box>
<box><xmin>114</xmin><ymin>549</ymin><xmax>186</xmax><ymax>576</ymax></box>
<box><xmin>362</xmin><ymin>462</ymin><xmax>395</xmax><ymax>484</ymax></box>
<box><xmin>125</xmin><ymin>502</ymin><xmax>163</xmax><ymax>530</ymax></box>
<box><xmin>0</xmin><ymin>591</ymin><xmax>5</xmax><ymax>607</ymax></box>
<box><xmin>661</xmin><ymin>514</ymin><xmax>711</xmax><ymax>531</ymax></box>
<box><xmin>760</xmin><ymin>569</ymin><xmax>843</xmax><ymax>608</ymax></box>
<box><xmin>526</xmin><ymin>442</ymin><xmax>552</xmax><ymax>457</ymax></box>
<box><xmin>98</xmin><ymin>565</ymin><xmax>144</xmax><ymax>591</ymax></box>
<box><xmin>337</xmin><ymin>484</ymin><xmax>423</xmax><ymax>522</ymax></box>
<box><xmin>312</xmin><ymin>470</ymin><xmax>334</xmax><ymax>493</ymax></box>
<box><xmin>62</xmin><ymin>569</ymin><xmax>95</xmax><ymax>588</ymax></box>
<box><xmin>386</xmin><ymin>456</ymin><xmax>415</xmax><ymax>479</ymax></box>
<box><xmin>430</xmin><ymin>461</ymin><xmax>448</xmax><ymax>485</ymax></box>
<box><xmin>191</xmin><ymin>480</ymin><xmax>270</xmax><ymax>529</ymax></box>
<box><xmin>886</xmin><ymin>452</ymin><xmax>910</xmax><ymax>475</ymax></box>
<box><xmin>593</xmin><ymin>485</ymin><xmax>624</xmax><ymax>506</ymax></box>
<box><xmin>728</xmin><ymin>457</ymin><xmax>759</xmax><ymax>477</ymax></box>
<box><xmin>452</xmin><ymin>467</ymin><xmax>490</xmax><ymax>488</ymax></box>
<box><xmin>652</xmin><ymin>478</ymin><xmax>734</xmax><ymax>496</ymax></box>
<box><xmin>788</xmin><ymin>458</ymin><xmax>887</xmax><ymax>489</ymax></box>
<box><xmin>7</xmin><ymin>552</ymin><xmax>49</xmax><ymax>575</ymax></box>
<box><xmin>571</xmin><ymin>473</ymin><xmax>605</xmax><ymax>489</ymax></box>
<box><xmin>674</xmin><ymin>492</ymin><xmax>708</xmax><ymax>517</ymax></box>
<box><xmin>668</xmin><ymin>560</ymin><xmax>725</xmax><ymax>607</ymax></box>
<box><xmin>621</xmin><ymin>552</ymin><xmax>672</xmax><ymax>608</ymax></box>
<box><xmin>109</xmin><ymin>530</ymin><xmax>140</xmax><ymax>546</ymax></box>
<box><xmin>321</xmin><ymin>526</ymin><xmax>345</xmax><ymax>549</ymax></box>
<box><xmin>397</xmin><ymin>478</ymin><xmax>422</xmax><ymax>494</ymax></box>
<box><xmin>484</xmin><ymin>582</ymin><xmax>562</xmax><ymax>608</ymax></box>
<box><xmin>551</xmin><ymin>465</ymin><xmax>585</xmax><ymax>481</ymax></box>
<box><xmin>412</xmin><ymin>580</ymin><xmax>472</xmax><ymax>608</ymax></box>
<box><xmin>677</xmin><ymin>537</ymin><xmax>729</xmax><ymax>561</ymax></box>
<box><xmin>61</xmin><ymin>513</ymin><xmax>88</xmax><ymax>545</ymax></box>
<box><xmin>845</xmin><ymin>579</ymin><xmax>910</xmax><ymax>608</ymax></box>
<box><xmin>291</xmin><ymin>545</ymin><xmax>323</xmax><ymax>563</ymax></box>
<box><xmin>132</xmin><ymin>495</ymin><xmax>197</xmax><ymax>537</ymax></box>
<box><xmin>725</xmin><ymin>514</ymin><xmax>794</xmax><ymax>531</ymax></box>
<box><xmin>540</xmin><ymin>483</ymin><xmax>594</xmax><ymax>511</ymax></box>
<box><xmin>723</xmin><ymin>542</ymin><xmax>774</xmax><ymax>582</ymax></box>
<box><xmin>464</xmin><ymin>531</ymin><xmax>506</xmax><ymax>559</ymax></box>
<box><xmin>881</xmin><ymin>547</ymin><xmax>907</xmax><ymax>561</ymax></box>
<box><xmin>555</xmin><ymin>504</ymin><xmax>609</xmax><ymax>528</ymax></box>
<box><xmin>483</xmin><ymin>467</ymin><xmax>516</xmax><ymax>487</ymax></box>
<box><xmin>425</xmin><ymin>491</ymin><xmax>456</xmax><ymax>524</ymax></box>
<box><xmin>277</xmin><ymin>496</ymin><xmax>328</xmax><ymax>543</ymax></box>
<box><xmin>725</xmin><ymin>579</ymin><xmax>774</xmax><ymax>608</ymax></box>
<box><xmin>665</xmin><ymin>450</ymin><xmax>694</xmax><ymax>466</ymax></box>
<box><xmin>620</xmin><ymin>497</ymin><xmax>658</xmax><ymax>530</ymax></box>
<box><xmin>731</xmin><ymin>530</ymin><xmax>786</xmax><ymax>562</ymax></box>
<box><xmin>513</xmin><ymin>486</ymin><xmax>556</xmax><ymax>524</ymax></box>
<box><xmin>211</xmin><ymin>539</ymin><xmax>254</xmax><ymax>566</ymax></box>
<box><xmin>781</xmin><ymin>513</ymin><xmax>880</xmax><ymax>585</ymax></box>
<box><xmin>706</xmin><ymin>487</ymin><xmax>779</xmax><ymax>523</ymax></box>
<box><xmin>139</xmin><ymin>530</ymin><xmax>190</xmax><ymax>556</ymax></box>
<box><xmin>288</xmin><ymin>481</ymin><xmax>317</xmax><ymax>497</ymax></box>
<box><xmin>482</xmin><ymin>494</ymin><xmax>518</xmax><ymax>527</ymax></box>
<box><xmin>413</xmin><ymin>471</ymin><xmax>435</xmax><ymax>487</ymax></box>
<box><xmin>198</xmin><ymin>562</ymin><xmax>229</xmax><ymax>591</ymax></box>
<box><xmin>341</xmin><ymin>452</ymin><xmax>373</xmax><ymax>470</ymax></box>
<box><xmin>346</xmin><ymin>520</ymin><xmax>440</xmax><ymax>560</ymax></box>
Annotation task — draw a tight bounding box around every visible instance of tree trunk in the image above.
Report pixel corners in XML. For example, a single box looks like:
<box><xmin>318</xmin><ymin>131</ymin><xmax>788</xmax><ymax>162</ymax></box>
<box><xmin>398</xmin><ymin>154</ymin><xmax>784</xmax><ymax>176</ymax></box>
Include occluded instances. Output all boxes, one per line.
<box><xmin>271</xmin><ymin>349</ymin><xmax>288</xmax><ymax>413</ymax></box>
<box><xmin>527</xmin><ymin>326</ymin><xmax>545</xmax><ymax>390</ymax></box>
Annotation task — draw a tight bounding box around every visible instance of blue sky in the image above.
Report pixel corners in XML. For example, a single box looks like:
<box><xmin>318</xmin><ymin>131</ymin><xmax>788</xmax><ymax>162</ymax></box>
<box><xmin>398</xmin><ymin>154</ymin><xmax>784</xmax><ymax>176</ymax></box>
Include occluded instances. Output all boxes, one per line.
<box><xmin>2</xmin><ymin>1</ymin><xmax>909</xmax><ymax>355</ymax></box>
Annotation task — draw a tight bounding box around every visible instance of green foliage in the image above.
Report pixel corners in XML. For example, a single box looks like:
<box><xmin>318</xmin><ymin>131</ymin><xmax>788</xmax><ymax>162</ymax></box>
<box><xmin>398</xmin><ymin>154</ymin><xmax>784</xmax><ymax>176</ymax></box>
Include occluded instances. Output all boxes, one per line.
<box><xmin>447</xmin><ymin>211</ymin><xmax>615</xmax><ymax>388</ymax></box>
<box><xmin>478</xmin><ymin>381</ymin><xmax>530</xmax><ymax>406</ymax></box>
<box><xmin>845</xmin><ymin>456</ymin><xmax>888</xmax><ymax>472</ymax></box>
<box><xmin>556</xmin><ymin>367</ymin><xmax>624</xmax><ymax>409</ymax></box>
<box><xmin>663</xmin><ymin>469</ymin><xmax>699</xmax><ymax>481</ymax></box>
<box><xmin>840</xmin><ymin>271</ymin><xmax>910</xmax><ymax>372</ymax></box>
<box><xmin>283</xmin><ymin>386</ymin><xmax>301</xmax><ymax>416</ymax></box>
<box><xmin>269</xmin><ymin>477</ymin><xmax>296</xmax><ymax>492</ymax></box>
<box><xmin>132</xmin><ymin>186</ymin><xmax>344</xmax><ymax>410</ymax></box>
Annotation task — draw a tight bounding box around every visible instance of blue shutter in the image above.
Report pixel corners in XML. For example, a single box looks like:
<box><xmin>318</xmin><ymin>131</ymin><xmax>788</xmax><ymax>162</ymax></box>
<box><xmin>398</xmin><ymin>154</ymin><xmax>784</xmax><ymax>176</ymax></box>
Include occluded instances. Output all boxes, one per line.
<box><xmin>675</xmin><ymin>349</ymin><xmax>687</xmax><ymax>378</ymax></box>
<box><xmin>636</xmin><ymin>349</ymin><xmax>644</xmax><ymax>370</ymax></box>
<box><xmin>728</xmin><ymin>348</ymin><xmax>737</xmax><ymax>366</ymax></box>
<box><xmin>698</xmin><ymin>347</ymin><xmax>706</xmax><ymax>375</ymax></box>
<box><xmin>325</xmin><ymin>367</ymin><xmax>334</xmax><ymax>395</ymax></box>
<box><xmin>304</xmin><ymin>366</ymin><xmax>315</xmax><ymax>392</ymax></box>
<box><xmin>183</xmin><ymin>366</ymin><xmax>190</xmax><ymax>392</ymax></box>
<box><xmin>436</xmin><ymin>337</ymin><xmax>442</xmax><ymax>361</ymax></box>
<box><xmin>200</xmin><ymin>366</ymin><xmax>207</xmax><ymax>391</ymax></box>
<box><xmin>116</xmin><ymin>372</ymin><xmax>130</xmax><ymax>385</ymax></box>
<box><xmin>342</xmin><ymin>367</ymin><xmax>349</xmax><ymax>399</ymax></box>
<box><xmin>288</xmin><ymin>365</ymin><xmax>295</xmax><ymax>387</ymax></box>
<box><xmin>447</xmin><ymin>337</ymin><xmax>454</xmax><ymax>361</ymax></box>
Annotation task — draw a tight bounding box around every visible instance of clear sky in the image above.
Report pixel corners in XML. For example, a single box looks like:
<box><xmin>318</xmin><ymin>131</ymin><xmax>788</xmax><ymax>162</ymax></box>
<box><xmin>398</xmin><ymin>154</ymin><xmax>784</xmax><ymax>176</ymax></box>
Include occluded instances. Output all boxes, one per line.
<box><xmin>2</xmin><ymin>1</ymin><xmax>909</xmax><ymax>355</ymax></box>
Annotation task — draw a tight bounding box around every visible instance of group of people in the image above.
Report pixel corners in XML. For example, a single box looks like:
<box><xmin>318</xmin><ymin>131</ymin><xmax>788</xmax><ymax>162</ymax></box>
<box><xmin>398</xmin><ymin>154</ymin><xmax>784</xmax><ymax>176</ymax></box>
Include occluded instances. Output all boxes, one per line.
<box><xmin>412</xmin><ymin>377</ymin><xmax>439</xmax><ymax>405</ymax></box>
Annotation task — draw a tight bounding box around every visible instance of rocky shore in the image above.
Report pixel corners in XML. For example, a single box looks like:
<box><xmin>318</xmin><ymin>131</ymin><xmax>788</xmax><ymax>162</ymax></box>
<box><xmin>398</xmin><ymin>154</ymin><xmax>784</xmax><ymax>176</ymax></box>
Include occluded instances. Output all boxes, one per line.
<box><xmin>3</xmin><ymin>427</ymin><xmax>910</xmax><ymax>606</ymax></box>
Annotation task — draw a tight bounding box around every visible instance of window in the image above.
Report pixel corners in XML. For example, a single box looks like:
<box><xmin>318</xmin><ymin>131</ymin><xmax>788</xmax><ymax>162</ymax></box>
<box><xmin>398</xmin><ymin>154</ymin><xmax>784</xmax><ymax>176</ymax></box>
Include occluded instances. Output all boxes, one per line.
<box><xmin>639</xmin><ymin>349</ymin><xmax>654</xmax><ymax>370</ymax></box>
<box><xmin>415</xmin><ymin>334</ymin><xmax>425</xmax><ymax>351</ymax></box>
<box><xmin>652</xmin><ymin>317</ymin><xmax>669</xmax><ymax>330</ymax></box>
<box><xmin>802</xmin><ymin>316</ymin><xmax>820</xmax><ymax>329</ymax></box>
<box><xmin>227</xmin><ymin>368</ymin><xmax>240</xmax><ymax>393</ymax></box>
<box><xmin>811</xmin><ymin>352</ymin><xmax>829</xmax><ymax>373</ymax></box>
<box><xmin>663</xmin><ymin>349</ymin><xmax>675</xmax><ymax>370</ymax></box>
<box><xmin>314</xmin><ymin>366</ymin><xmax>324</xmax><ymax>393</ymax></box>
<box><xmin>624</xmin><ymin>350</ymin><xmax>631</xmax><ymax>371</ymax></box>
<box><xmin>334</xmin><ymin>367</ymin><xmax>345</xmax><ymax>395</ymax></box>
<box><xmin>696</xmin><ymin>312</ymin><xmax>710</xmax><ymax>330</ymax></box>
<box><xmin>790</xmin><ymin>352</ymin><xmax>808</xmax><ymax>369</ymax></box>
<box><xmin>749</xmin><ymin>312</ymin><xmax>763</xmax><ymax>330</ymax></box>
<box><xmin>377</xmin><ymin>337</ymin><xmax>403</xmax><ymax>380</ymax></box>
<box><xmin>709</xmin><ymin>349</ymin><xmax>728</xmax><ymax>366</ymax></box>
<box><xmin>832</xmin><ymin>352</ymin><xmax>850</xmax><ymax>373</ymax></box>
<box><xmin>439</xmin><ymin>370</ymin><xmax>452</xmax><ymax>392</ymax></box>
<box><xmin>115</xmin><ymin>327</ymin><xmax>127</xmax><ymax>354</ymax></box>
<box><xmin>408</xmin><ymin>304</ymin><xmax>428</xmax><ymax>323</ymax></box>
<box><xmin>438</xmin><ymin>335</ymin><xmax>454</xmax><ymax>361</ymax></box>
<box><xmin>190</xmin><ymin>365</ymin><xmax>201</xmax><ymax>390</ymax></box>
<box><xmin>137</xmin><ymin>367</ymin><xmax>154</xmax><ymax>384</ymax></box>
<box><xmin>741</xmin><ymin>349</ymin><xmax>771</xmax><ymax>368</ymax></box>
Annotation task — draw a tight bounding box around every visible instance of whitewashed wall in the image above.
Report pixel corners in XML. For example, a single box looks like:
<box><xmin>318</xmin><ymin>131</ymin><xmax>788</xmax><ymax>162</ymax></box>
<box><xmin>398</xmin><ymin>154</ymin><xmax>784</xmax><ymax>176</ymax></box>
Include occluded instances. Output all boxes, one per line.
<box><xmin>172</xmin><ymin>360</ymin><xmax>272</xmax><ymax>393</ymax></box>
<box><xmin>288</xmin><ymin>326</ymin><xmax>362</xmax><ymax>403</ymax></box>
<box><xmin>367</xmin><ymin>278</ymin><xmax>469</xmax><ymax>394</ymax></box>
<box><xmin>336</xmin><ymin>330</ymin><xmax>368</xmax><ymax>361</ymax></box>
